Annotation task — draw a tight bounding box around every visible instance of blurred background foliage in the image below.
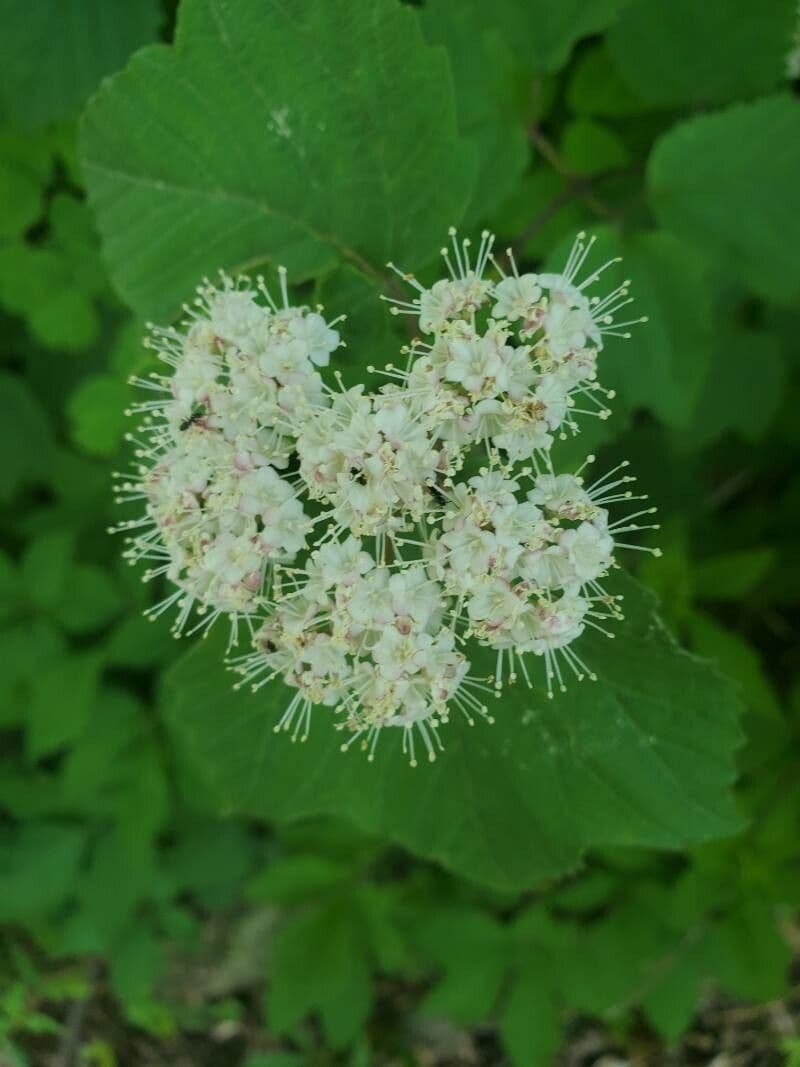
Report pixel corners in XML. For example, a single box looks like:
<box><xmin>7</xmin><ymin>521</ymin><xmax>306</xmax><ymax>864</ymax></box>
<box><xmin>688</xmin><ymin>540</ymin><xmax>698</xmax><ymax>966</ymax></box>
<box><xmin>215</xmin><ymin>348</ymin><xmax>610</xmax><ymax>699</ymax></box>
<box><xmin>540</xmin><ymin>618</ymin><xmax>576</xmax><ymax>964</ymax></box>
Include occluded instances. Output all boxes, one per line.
<box><xmin>0</xmin><ymin>0</ymin><xmax>799</xmax><ymax>1064</ymax></box>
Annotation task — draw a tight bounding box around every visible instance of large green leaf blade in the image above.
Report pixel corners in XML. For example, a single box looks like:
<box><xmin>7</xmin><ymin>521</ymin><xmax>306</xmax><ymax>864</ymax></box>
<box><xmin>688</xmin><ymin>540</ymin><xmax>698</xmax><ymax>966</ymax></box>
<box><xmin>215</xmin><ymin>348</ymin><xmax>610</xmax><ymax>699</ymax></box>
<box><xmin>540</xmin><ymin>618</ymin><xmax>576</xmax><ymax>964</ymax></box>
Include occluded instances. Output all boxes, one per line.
<box><xmin>648</xmin><ymin>95</ymin><xmax>800</xmax><ymax>303</ymax></box>
<box><xmin>162</xmin><ymin>574</ymin><xmax>743</xmax><ymax>891</ymax></box>
<box><xmin>80</xmin><ymin>0</ymin><xmax>475</xmax><ymax>321</ymax></box>
<box><xmin>0</xmin><ymin>0</ymin><xmax>161</xmax><ymax>127</ymax></box>
<box><xmin>419</xmin><ymin>0</ymin><xmax>529</xmax><ymax>224</ymax></box>
<box><xmin>607</xmin><ymin>0</ymin><xmax>796</xmax><ymax>109</ymax></box>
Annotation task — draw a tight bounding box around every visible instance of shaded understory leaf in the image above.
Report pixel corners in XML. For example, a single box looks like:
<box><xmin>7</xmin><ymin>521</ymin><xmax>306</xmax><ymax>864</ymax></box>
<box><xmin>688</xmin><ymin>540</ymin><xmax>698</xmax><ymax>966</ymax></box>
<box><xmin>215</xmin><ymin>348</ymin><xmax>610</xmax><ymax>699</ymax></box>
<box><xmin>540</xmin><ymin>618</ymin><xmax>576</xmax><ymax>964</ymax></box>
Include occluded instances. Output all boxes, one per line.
<box><xmin>0</xmin><ymin>0</ymin><xmax>162</xmax><ymax>127</ymax></box>
<box><xmin>648</xmin><ymin>95</ymin><xmax>800</xmax><ymax>304</ymax></box>
<box><xmin>162</xmin><ymin>573</ymin><xmax>743</xmax><ymax>892</ymax></box>
<box><xmin>607</xmin><ymin>0</ymin><xmax>796</xmax><ymax>109</ymax></box>
<box><xmin>420</xmin><ymin>0</ymin><xmax>529</xmax><ymax>224</ymax></box>
<box><xmin>488</xmin><ymin>0</ymin><xmax>631</xmax><ymax>74</ymax></box>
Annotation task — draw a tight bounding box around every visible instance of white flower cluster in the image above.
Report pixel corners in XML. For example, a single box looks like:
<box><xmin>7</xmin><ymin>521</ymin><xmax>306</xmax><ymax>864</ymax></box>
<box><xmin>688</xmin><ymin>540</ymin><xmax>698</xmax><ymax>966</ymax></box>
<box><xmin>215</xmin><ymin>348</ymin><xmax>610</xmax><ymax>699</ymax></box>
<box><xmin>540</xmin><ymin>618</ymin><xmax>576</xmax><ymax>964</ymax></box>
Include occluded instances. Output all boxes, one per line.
<box><xmin>115</xmin><ymin>231</ymin><xmax>657</xmax><ymax>765</ymax></box>
<box><xmin>112</xmin><ymin>270</ymin><xmax>341</xmax><ymax>636</ymax></box>
<box><xmin>382</xmin><ymin>230</ymin><xmax>635</xmax><ymax>462</ymax></box>
<box><xmin>234</xmin><ymin>543</ymin><xmax>478</xmax><ymax>764</ymax></box>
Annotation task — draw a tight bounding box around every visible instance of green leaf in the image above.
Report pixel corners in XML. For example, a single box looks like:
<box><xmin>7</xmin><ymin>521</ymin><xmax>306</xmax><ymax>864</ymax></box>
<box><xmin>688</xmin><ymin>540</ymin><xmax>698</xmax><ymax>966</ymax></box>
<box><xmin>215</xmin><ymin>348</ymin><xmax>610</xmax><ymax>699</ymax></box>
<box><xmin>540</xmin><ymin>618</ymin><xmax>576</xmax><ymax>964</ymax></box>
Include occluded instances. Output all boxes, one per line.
<box><xmin>419</xmin><ymin>0</ymin><xmax>529</xmax><ymax>223</ymax></box>
<box><xmin>59</xmin><ymin>690</ymin><xmax>144</xmax><ymax>803</ymax></box>
<box><xmin>712</xmin><ymin>899</ymin><xmax>790</xmax><ymax>1002</ymax></box>
<box><xmin>642</xmin><ymin>951</ymin><xmax>702</xmax><ymax>1040</ymax></box>
<box><xmin>80</xmin><ymin>826</ymin><xmax>156</xmax><ymax>945</ymax></box>
<box><xmin>247</xmin><ymin>855</ymin><xmax>349</xmax><ymax>905</ymax></box>
<box><xmin>682</xmin><ymin>329</ymin><xmax>787</xmax><ymax>447</ymax></box>
<box><xmin>693</xmin><ymin>549</ymin><xmax>775</xmax><ymax>601</ymax></box>
<box><xmin>488</xmin><ymin>0</ymin><xmax>631</xmax><ymax>74</ymax></box>
<box><xmin>0</xmin><ymin>0</ymin><xmax>161</xmax><ymax>127</ymax></box>
<box><xmin>648</xmin><ymin>95</ymin><xmax>800</xmax><ymax>304</ymax></box>
<box><xmin>0</xmin><ymin>621</ymin><xmax>65</xmax><ymax>728</ymax></box>
<box><xmin>110</xmin><ymin>920</ymin><xmax>162</xmax><ymax>1004</ymax></box>
<box><xmin>165</xmin><ymin>819</ymin><xmax>252</xmax><ymax>907</ymax></box>
<box><xmin>687</xmin><ymin>610</ymin><xmax>779</xmax><ymax>719</ymax></box>
<box><xmin>567</xmin><ymin>44</ymin><xmax>643</xmax><ymax>117</ymax></box>
<box><xmin>415</xmin><ymin>907</ymin><xmax>508</xmax><ymax>1024</ymax></box>
<box><xmin>27</xmin><ymin>652</ymin><xmax>102</xmax><ymax>760</ymax></box>
<box><xmin>0</xmin><ymin>822</ymin><xmax>84</xmax><ymax>921</ymax></box>
<box><xmin>60</xmin><ymin>690</ymin><xmax>169</xmax><ymax>835</ymax></box>
<box><xmin>559</xmin><ymin>119</ymin><xmax>631</xmax><ymax>177</ymax></box>
<box><xmin>20</xmin><ymin>534</ymin><xmax>122</xmax><ymax>632</ymax></box>
<box><xmin>550</xmin><ymin>228</ymin><xmax>713</xmax><ymax>428</ymax></box>
<box><xmin>500</xmin><ymin>968</ymin><xmax>560</xmax><ymax>1067</ymax></box>
<box><xmin>552</xmin><ymin>869</ymin><xmax>619</xmax><ymax>913</ymax></box>
<box><xmin>163</xmin><ymin>574</ymin><xmax>742</xmax><ymax>892</ymax></box>
<box><xmin>636</xmin><ymin>523</ymin><xmax>693</xmax><ymax>631</ymax></box>
<box><xmin>48</xmin><ymin>195</ymin><xmax>109</xmax><ymax>298</ymax></box>
<box><xmin>608</xmin><ymin>0</ymin><xmax>796</xmax><ymax>108</ymax></box>
<box><xmin>18</xmin><ymin>1013</ymin><xmax>62</xmax><ymax>1037</ymax></box>
<box><xmin>0</xmin><ymin>244</ymin><xmax>99</xmax><ymax>351</ymax></box>
<box><xmin>55</xmin><ymin>565</ymin><xmax>123</xmax><ymax>634</ymax></box>
<box><xmin>68</xmin><ymin>375</ymin><xmax>130</xmax><ymax>454</ymax></box>
<box><xmin>0</xmin><ymin>550</ymin><xmax>18</xmax><ymax>623</ymax></box>
<box><xmin>104</xmin><ymin>611</ymin><xmax>174</xmax><ymax>670</ymax></box>
<box><xmin>552</xmin><ymin>893</ymin><xmax>669</xmax><ymax>1015</ymax></box>
<box><xmin>356</xmin><ymin>884</ymin><xmax>410</xmax><ymax>972</ymax></box>
<box><xmin>109</xmin><ymin>317</ymin><xmax>150</xmax><ymax>377</ymax></box>
<box><xmin>30</xmin><ymin>288</ymin><xmax>99</xmax><ymax>351</ymax></box>
<box><xmin>80</xmin><ymin>0</ymin><xmax>475</xmax><ymax>321</ymax></box>
<box><xmin>274</xmin><ymin>817</ymin><xmax>378</xmax><ymax>866</ymax></box>
<box><xmin>489</xmin><ymin>169</ymin><xmax>588</xmax><ymax>261</ymax></box>
<box><xmin>0</xmin><ymin>374</ymin><xmax>55</xmax><ymax>500</ymax></box>
<box><xmin>268</xmin><ymin>900</ymin><xmax>372</xmax><ymax>1047</ymax></box>
<box><xmin>20</xmin><ymin>531</ymin><xmax>74</xmax><ymax>612</ymax></box>
<box><xmin>0</xmin><ymin>128</ymin><xmax>50</xmax><ymax>238</ymax></box>
<box><xmin>243</xmin><ymin>1056</ymin><xmax>304</xmax><ymax>1067</ymax></box>
<box><xmin>641</xmin><ymin>891</ymin><xmax>789</xmax><ymax>1038</ymax></box>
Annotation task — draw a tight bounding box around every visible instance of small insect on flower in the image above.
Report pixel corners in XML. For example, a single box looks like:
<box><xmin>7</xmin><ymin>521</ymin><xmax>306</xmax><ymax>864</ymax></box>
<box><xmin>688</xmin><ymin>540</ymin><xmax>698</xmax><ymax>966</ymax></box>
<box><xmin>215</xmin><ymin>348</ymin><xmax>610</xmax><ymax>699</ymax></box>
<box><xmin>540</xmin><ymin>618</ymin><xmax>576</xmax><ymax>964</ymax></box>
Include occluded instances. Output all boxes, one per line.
<box><xmin>112</xmin><ymin>230</ymin><xmax>657</xmax><ymax>765</ymax></box>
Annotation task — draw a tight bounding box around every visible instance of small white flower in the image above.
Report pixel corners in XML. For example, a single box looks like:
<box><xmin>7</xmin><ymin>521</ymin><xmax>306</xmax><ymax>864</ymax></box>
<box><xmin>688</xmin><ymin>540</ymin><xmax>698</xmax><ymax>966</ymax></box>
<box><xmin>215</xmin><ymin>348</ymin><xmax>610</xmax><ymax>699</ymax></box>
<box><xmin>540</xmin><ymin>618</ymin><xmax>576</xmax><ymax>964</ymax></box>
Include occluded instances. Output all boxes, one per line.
<box><xmin>517</xmin><ymin>543</ymin><xmax>574</xmax><ymax>590</ymax></box>
<box><xmin>529</xmin><ymin>594</ymin><xmax>589</xmax><ymax>651</ymax></box>
<box><xmin>287</xmin><ymin>311</ymin><xmax>340</xmax><ymax>366</ymax></box>
<box><xmin>445</xmin><ymin>333</ymin><xmax>507</xmax><ymax>397</ymax></box>
<box><xmin>419</xmin><ymin>279</ymin><xmax>463</xmax><ymax>333</ymax></box>
<box><xmin>492</xmin><ymin>273</ymin><xmax>542</xmax><ymax>322</ymax></box>
<box><xmin>208</xmin><ymin>288</ymin><xmax>264</xmax><ymax>349</ymax></box>
<box><xmin>559</xmin><ymin>521</ymin><xmax>614</xmax><ymax>583</ymax></box>
<box><xmin>442</xmin><ymin>523</ymin><xmax>499</xmax><ymax>579</ymax></box>
<box><xmin>306</xmin><ymin>536</ymin><xmax>374</xmax><ymax>591</ymax></box>
<box><xmin>535</xmin><ymin>373</ymin><xmax>571</xmax><ymax>429</ymax></box>
<box><xmin>492</xmin><ymin>419</ymin><xmax>553</xmax><ymax>461</ymax></box>
<box><xmin>528</xmin><ymin>474</ymin><xmax>594</xmax><ymax>520</ymax></box>
<box><xmin>542</xmin><ymin>300</ymin><xmax>592</xmax><ymax>357</ymax></box>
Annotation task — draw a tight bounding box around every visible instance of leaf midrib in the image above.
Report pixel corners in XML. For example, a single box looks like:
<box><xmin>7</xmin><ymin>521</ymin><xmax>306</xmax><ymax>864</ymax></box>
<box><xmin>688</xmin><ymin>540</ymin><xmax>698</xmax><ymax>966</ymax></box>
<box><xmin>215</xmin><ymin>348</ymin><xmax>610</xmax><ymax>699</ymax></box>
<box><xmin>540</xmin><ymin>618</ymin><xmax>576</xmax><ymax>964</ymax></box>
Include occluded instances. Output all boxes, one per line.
<box><xmin>83</xmin><ymin>159</ymin><xmax>384</xmax><ymax>285</ymax></box>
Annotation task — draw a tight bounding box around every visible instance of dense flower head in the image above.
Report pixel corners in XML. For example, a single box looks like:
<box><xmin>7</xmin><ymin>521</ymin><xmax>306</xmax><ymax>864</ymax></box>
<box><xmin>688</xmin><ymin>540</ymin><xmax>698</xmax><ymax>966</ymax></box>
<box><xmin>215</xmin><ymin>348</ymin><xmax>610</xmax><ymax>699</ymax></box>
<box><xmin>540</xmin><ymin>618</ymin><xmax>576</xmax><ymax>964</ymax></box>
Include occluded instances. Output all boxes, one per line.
<box><xmin>294</xmin><ymin>384</ymin><xmax>447</xmax><ymax>537</ymax></box>
<box><xmin>112</xmin><ymin>270</ymin><xmax>341</xmax><ymax>635</ymax></box>
<box><xmin>229</xmin><ymin>544</ymin><xmax>488</xmax><ymax>765</ymax></box>
<box><xmin>115</xmin><ymin>234</ymin><xmax>658</xmax><ymax>764</ymax></box>
<box><xmin>381</xmin><ymin>229</ymin><xmax>647</xmax><ymax>466</ymax></box>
